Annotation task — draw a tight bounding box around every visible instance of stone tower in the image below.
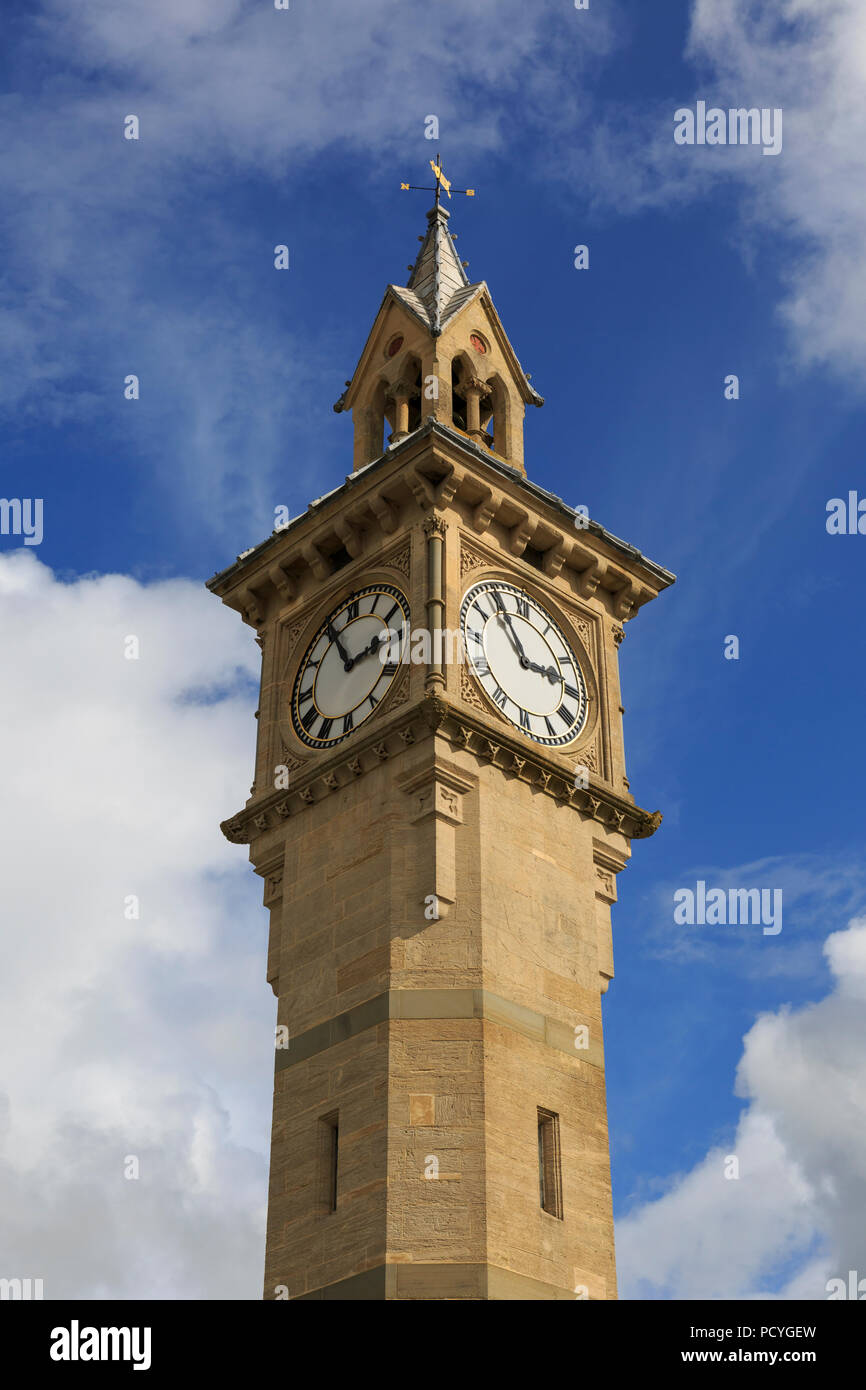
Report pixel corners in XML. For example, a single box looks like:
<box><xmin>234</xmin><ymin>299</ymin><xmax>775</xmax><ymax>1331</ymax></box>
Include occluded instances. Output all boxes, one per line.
<box><xmin>207</xmin><ymin>188</ymin><xmax>674</xmax><ymax>1301</ymax></box>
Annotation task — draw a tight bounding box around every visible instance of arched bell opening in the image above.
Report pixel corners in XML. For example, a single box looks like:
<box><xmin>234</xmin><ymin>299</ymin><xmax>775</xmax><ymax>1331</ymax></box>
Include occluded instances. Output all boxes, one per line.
<box><xmin>449</xmin><ymin>352</ymin><xmax>476</xmax><ymax>434</ymax></box>
<box><xmin>479</xmin><ymin>397</ymin><xmax>495</xmax><ymax>451</ymax></box>
<box><xmin>406</xmin><ymin>356</ymin><xmax>423</xmax><ymax>434</ymax></box>
<box><xmin>450</xmin><ymin>359</ymin><xmax>468</xmax><ymax>432</ymax></box>
<box><xmin>355</xmin><ymin>378</ymin><xmax>388</xmax><ymax>464</ymax></box>
<box><xmin>486</xmin><ymin>373</ymin><xmax>513</xmax><ymax>461</ymax></box>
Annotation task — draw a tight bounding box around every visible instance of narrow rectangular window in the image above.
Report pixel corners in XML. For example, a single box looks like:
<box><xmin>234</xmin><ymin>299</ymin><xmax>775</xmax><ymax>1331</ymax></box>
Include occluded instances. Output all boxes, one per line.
<box><xmin>320</xmin><ymin>1112</ymin><xmax>339</xmax><ymax>1213</ymax></box>
<box><xmin>537</xmin><ymin>1108</ymin><xmax>563</xmax><ymax>1219</ymax></box>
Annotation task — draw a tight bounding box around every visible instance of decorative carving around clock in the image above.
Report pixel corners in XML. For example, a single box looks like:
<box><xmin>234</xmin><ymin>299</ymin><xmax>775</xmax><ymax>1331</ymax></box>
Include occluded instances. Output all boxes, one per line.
<box><xmin>387</xmin><ymin>665</ymin><xmax>411</xmax><ymax>711</ymax></box>
<box><xmin>460</xmin><ymin>538</ymin><xmax>489</xmax><ymax>578</ymax></box>
<box><xmin>460</xmin><ymin>578</ymin><xmax>588</xmax><ymax>748</ymax></box>
<box><xmin>380</xmin><ymin>542</ymin><xmax>411</xmax><ymax>578</ymax></box>
<box><xmin>279</xmin><ymin>744</ymin><xmax>309</xmax><ymax>776</ymax></box>
<box><xmin>576</xmin><ymin>738</ymin><xmax>599</xmax><ymax>774</ymax></box>
<box><xmin>285</xmin><ymin>620</ymin><xmax>306</xmax><ymax>653</ymax></box>
<box><xmin>460</xmin><ymin>665</ymin><xmax>507</xmax><ymax>722</ymax></box>
<box><xmin>290</xmin><ymin>582</ymin><xmax>410</xmax><ymax>750</ymax></box>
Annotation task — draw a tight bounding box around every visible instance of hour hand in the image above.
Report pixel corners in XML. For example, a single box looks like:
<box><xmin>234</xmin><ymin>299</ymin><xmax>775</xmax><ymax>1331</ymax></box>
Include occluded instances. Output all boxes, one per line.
<box><xmin>528</xmin><ymin>660</ymin><xmax>560</xmax><ymax>683</ymax></box>
<box><xmin>353</xmin><ymin>632</ymin><xmax>383</xmax><ymax>663</ymax></box>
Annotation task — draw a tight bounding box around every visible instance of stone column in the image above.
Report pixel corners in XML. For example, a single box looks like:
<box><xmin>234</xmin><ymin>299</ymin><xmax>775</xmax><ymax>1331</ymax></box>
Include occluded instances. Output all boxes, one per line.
<box><xmin>423</xmin><ymin>515</ymin><xmax>447</xmax><ymax>692</ymax></box>
<box><xmin>460</xmin><ymin>376</ymin><xmax>491</xmax><ymax>445</ymax></box>
<box><xmin>387</xmin><ymin>379</ymin><xmax>414</xmax><ymax>444</ymax></box>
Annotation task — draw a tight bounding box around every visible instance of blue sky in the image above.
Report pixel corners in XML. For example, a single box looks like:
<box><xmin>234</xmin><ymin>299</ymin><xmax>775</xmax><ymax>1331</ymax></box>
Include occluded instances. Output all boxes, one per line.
<box><xmin>2</xmin><ymin>0</ymin><xmax>865</xmax><ymax>1298</ymax></box>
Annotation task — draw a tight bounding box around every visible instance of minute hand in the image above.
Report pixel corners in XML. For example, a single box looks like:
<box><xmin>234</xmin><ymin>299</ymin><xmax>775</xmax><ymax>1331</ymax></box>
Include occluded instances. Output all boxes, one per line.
<box><xmin>498</xmin><ymin>611</ymin><xmax>530</xmax><ymax>668</ymax></box>
<box><xmin>327</xmin><ymin>621</ymin><xmax>353</xmax><ymax>670</ymax></box>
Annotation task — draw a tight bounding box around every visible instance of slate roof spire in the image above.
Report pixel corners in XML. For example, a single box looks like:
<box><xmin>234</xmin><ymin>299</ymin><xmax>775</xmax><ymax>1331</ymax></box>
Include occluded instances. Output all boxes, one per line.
<box><xmin>407</xmin><ymin>202</ymin><xmax>469</xmax><ymax>334</ymax></box>
<box><xmin>389</xmin><ymin>202</ymin><xmax>483</xmax><ymax>337</ymax></box>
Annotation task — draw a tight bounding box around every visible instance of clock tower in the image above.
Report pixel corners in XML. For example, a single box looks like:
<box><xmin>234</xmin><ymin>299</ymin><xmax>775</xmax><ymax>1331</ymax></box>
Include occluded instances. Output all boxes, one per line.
<box><xmin>208</xmin><ymin>177</ymin><xmax>674</xmax><ymax>1301</ymax></box>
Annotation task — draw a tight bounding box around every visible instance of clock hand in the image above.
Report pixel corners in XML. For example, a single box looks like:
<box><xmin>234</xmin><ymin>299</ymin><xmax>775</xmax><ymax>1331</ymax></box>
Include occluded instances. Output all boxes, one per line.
<box><xmin>327</xmin><ymin>621</ymin><xmax>353</xmax><ymax>671</ymax></box>
<box><xmin>347</xmin><ymin>629</ymin><xmax>400</xmax><ymax>667</ymax></box>
<box><xmin>352</xmin><ymin>634</ymin><xmax>382</xmax><ymax>664</ymax></box>
<box><xmin>498</xmin><ymin>612</ymin><xmax>530</xmax><ymax>668</ymax></box>
<box><xmin>528</xmin><ymin>661</ymin><xmax>561</xmax><ymax>683</ymax></box>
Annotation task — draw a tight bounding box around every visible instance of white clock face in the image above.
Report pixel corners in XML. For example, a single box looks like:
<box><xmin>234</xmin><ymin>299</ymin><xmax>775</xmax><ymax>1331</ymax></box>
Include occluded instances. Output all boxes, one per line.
<box><xmin>460</xmin><ymin>579</ymin><xmax>588</xmax><ymax>747</ymax></box>
<box><xmin>291</xmin><ymin>584</ymin><xmax>410</xmax><ymax>749</ymax></box>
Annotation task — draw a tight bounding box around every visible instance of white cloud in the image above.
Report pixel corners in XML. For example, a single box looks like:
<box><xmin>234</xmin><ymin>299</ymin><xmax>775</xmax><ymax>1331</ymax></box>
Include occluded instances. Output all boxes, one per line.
<box><xmin>616</xmin><ymin>917</ymin><xmax>866</xmax><ymax>1299</ymax></box>
<box><xmin>0</xmin><ymin>551</ymin><xmax>272</xmax><ymax>1297</ymax></box>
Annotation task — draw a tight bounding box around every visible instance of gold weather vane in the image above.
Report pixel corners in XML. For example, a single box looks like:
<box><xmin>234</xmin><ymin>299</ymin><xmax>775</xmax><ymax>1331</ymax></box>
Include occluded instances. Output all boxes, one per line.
<box><xmin>400</xmin><ymin>153</ymin><xmax>475</xmax><ymax>205</ymax></box>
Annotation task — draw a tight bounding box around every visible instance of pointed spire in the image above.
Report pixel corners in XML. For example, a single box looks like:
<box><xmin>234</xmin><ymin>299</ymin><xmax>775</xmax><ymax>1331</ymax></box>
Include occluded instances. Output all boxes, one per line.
<box><xmin>405</xmin><ymin>202</ymin><xmax>470</xmax><ymax>335</ymax></box>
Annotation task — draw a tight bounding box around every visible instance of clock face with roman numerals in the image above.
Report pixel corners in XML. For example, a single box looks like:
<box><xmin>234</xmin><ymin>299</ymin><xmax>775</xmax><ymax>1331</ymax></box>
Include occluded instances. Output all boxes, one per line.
<box><xmin>460</xmin><ymin>580</ymin><xmax>588</xmax><ymax>748</ymax></box>
<box><xmin>291</xmin><ymin>584</ymin><xmax>410</xmax><ymax>749</ymax></box>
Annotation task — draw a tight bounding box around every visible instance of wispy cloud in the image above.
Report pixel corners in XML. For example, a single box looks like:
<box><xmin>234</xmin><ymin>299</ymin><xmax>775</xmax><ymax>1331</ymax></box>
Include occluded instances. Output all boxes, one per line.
<box><xmin>0</xmin><ymin>0</ymin><xmax>619</xmax><ymax>550</ymax></box>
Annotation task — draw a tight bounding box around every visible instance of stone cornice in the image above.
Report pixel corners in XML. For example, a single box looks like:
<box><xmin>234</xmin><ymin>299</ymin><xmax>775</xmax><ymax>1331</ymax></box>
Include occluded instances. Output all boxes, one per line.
<box><xmin>206</xmin><ymin>420</ymin><xmax>674</xmax><ymax>629</ymax></box>
<box><xmin>221</xmin><ymin>693</ymin><xmax>662</xmax><ymax>848</ymax></box>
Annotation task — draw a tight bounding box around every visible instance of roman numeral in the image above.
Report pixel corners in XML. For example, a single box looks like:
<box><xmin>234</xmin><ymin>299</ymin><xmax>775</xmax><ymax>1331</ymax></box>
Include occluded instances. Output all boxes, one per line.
<box><xmin>346</xmin><ymin>599</ymin><xmax>359</xmax><ymax>621</ymax></box>
<box><xmin>492</xmin><ymin>685</ymin><xmax>508</xmax><ymax>709</ymax></box>
<box><xmin>342</xmin><ymin>711</ymin><xmax>354</xmax><ymax>735</ymax></box>
<box><xmin>301</xmin><ymin>707</ymin><xmax>317</xmax><ymax>733</ymax></box>
<box><xmin>558</xmin><ymin>706</ymin><xmax>575</xmax><ymax>727</ymax></box>
<box><xmin>318</xmin><ymin>717</ymin><xmax>333</xmax><ymax>741</ymax></box>
<box><xmin>519</xmin><ymin>708</ymin><xmax>530</xmax><ymax>730</ymax></box>
<box><xmin>383</xmin><ymin>663</ymin><xmax>398</xmax><ymax>677</ymax></box>
<box><xmin>467</xmin><ymin>629</ymin><xmax>483</xmax><ymax>645</ymax></box>
<box><xmin>383</xmin><ymin>603</ymin><xmax>398</xmax><ymax>624</ymax></box>
<box><xmin>368</xmin><ymin>692</ymin><xmax>379</xmax><ymax>710</ymax></box>
<box><xmin>544</xmin><ymin>717</ymin><xmax>555</xmax><ymax>736</ymax></box>
<box><xmin>516</xmin><ymin>597</ymin><xmax>529</xmax><ymax>618</ymax></box>
<box><xmin>472</xmin><ymin>600</ymin><xmax>487</xmax><ymax>622</ymax></box>
<box><xmin>298</xmin><ymin>686</ymin><xmax>314</xmax><ymax>707</ymax></box>
<box><xmin>563</xmin><ymin>684</ymin><xmax>581</xmax><ymax>701</ymax></box>
<box><xmin>492</xmin><ymin>589</ymin><xmax>505</xmax><ymax>611</ymax></box>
